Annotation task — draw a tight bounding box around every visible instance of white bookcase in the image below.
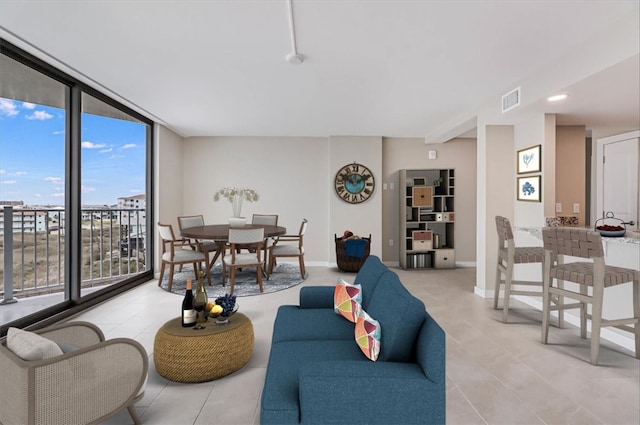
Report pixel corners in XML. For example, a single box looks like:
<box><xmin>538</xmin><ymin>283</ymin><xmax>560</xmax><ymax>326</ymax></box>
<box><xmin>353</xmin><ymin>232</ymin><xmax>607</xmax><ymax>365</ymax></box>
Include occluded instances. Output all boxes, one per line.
<box><xmin>399</xmin><ymin>169</ymin><xmax>455</xmax><ymax>269</ymax></box>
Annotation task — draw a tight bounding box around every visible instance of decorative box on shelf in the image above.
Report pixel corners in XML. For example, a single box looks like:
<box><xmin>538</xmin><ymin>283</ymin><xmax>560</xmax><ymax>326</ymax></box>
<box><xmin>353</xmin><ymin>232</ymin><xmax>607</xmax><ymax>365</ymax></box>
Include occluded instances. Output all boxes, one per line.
<box><xmin>412</xmin><ymin>230</ymin><xmax>432</xmax><ymax>251</ymax></box>
<box><xmin>434</xmin><ymin>249</ymin><xmax>455</xmax><ymax>269</ymax></box>
<box><xmin>436</xmin><ymin>212</ymin><xmax>455</xmax><ymax>222</ymax></box>
<box><xmin>412</xmin><ymin>186</ymin><xmax>433</xmax><ymax>208</ymax></box>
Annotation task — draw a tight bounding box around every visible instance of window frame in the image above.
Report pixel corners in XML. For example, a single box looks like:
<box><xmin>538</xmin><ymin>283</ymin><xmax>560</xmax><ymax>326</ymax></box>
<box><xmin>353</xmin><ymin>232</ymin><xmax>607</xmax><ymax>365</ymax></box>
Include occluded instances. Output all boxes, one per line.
<box><xmin>0</xmin><ymin>39</ymin><xmax>155</xmax><ymax>335</ymax></box>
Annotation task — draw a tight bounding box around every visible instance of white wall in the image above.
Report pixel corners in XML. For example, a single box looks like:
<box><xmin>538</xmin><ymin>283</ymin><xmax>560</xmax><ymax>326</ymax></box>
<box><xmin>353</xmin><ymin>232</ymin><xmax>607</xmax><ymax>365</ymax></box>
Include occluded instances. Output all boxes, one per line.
<box><xmin>154</xmin><ymin>125</ymin><xmax>185</xmax><ymax>272</ymax></box>
<box><xmin>513</xmin><ymin>113</ymin><xmax>548</xmax><ymax>227</ymax></box>
<box><xmin>180</xmin><ymin>136</ymin><xmax>329</xmax><ymax>265</ymax></box>
<box><xmin>328</xmin><ymin>136</ymin><xmax>383</xmax><ymax>263</ymax></box>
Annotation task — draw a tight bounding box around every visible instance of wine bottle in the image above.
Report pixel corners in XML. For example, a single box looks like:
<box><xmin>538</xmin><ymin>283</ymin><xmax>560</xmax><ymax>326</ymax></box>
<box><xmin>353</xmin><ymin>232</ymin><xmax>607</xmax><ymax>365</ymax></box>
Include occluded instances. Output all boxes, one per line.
<box><xmin>194</xmin><ymin>270</ymin><xmax>208</xmax><ymax>323</ymax></box>
<box><xmin>182</xmin><ymin>278</ymin><xmax>196</xmax><ymax>327</ymax></box>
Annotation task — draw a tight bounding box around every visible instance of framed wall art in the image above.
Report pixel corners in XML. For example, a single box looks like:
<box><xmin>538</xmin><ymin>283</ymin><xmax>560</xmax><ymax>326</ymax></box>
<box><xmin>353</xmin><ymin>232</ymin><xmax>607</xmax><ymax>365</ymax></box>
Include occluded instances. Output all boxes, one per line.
<box><xmin>517</xmin><ymin>144</ymin><xmax>541</xmax><ymax>174</ymax></box>
<box><xmin>517</xmin><ymin>175</ymin><xmax>541</xmax><ymax>202</ymax></box>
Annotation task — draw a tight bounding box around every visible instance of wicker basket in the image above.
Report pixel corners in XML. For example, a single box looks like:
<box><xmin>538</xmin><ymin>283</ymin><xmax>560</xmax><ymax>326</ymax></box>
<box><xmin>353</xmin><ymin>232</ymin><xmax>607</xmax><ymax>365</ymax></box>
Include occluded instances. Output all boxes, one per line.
<box><xmin>335</xmin><ymin>234</ymin><xmax>371</xmax><ymax>272</ymax></box>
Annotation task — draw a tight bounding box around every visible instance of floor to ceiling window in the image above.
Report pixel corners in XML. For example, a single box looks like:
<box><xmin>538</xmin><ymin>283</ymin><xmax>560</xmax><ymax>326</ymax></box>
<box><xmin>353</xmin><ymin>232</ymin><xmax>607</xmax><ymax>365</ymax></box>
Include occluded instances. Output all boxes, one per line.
<box><xmin>0</xmin><ymin>41</ymin><xmax>153</xmax><ymax>335</ymax></box>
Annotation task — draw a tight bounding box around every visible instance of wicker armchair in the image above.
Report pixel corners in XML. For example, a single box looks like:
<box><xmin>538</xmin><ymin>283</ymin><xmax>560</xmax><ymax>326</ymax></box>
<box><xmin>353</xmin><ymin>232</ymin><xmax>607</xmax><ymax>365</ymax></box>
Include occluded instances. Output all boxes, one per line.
<box><xmin>0</xmin><ymin>321</ymin><xmax>148</xmax><ymax>425</ymax></box>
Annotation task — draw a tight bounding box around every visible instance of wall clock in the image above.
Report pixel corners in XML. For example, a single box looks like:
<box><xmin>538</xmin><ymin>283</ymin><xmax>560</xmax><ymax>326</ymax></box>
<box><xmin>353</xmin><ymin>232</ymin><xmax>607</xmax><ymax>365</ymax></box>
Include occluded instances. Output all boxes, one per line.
<box><xmin>334</xmin><ymin>162</ymin><xmax>375</xmax><ymax>204</ymax></box>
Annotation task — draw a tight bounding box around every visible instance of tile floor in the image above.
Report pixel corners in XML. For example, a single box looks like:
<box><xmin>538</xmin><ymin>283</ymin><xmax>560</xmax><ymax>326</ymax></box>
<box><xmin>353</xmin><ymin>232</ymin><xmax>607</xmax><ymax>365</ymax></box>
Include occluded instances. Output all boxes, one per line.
<box><xmin>60</xmin><ymin>265</ymin><xmax>640</xmax><ymax>425</ymax></box>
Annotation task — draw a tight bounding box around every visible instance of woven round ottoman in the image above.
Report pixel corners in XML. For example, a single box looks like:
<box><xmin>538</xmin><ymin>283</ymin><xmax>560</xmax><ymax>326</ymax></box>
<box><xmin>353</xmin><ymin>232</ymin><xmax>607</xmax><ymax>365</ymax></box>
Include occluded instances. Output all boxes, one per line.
<box><xmin>153</xmin><ymin>313</ymin><xmax>254</xmax><ymax>383</ymax></box>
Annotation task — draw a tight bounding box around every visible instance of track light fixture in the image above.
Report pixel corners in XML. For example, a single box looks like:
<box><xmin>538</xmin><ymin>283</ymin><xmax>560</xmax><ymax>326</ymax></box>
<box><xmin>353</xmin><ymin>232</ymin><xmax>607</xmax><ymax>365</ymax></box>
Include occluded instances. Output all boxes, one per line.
<box><xmin>286</xmin><ymin>0</ymin><xmax>304</xmax><ymax>64</ymax></box>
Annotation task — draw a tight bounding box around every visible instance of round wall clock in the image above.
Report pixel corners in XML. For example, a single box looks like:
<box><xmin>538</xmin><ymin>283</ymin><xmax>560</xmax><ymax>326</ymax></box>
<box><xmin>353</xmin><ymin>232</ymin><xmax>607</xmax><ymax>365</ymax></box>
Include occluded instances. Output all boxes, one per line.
<box><xmin>334</xmin><ymin>162</ymin><xmax>375</xmax><ymax>204</ymax></box>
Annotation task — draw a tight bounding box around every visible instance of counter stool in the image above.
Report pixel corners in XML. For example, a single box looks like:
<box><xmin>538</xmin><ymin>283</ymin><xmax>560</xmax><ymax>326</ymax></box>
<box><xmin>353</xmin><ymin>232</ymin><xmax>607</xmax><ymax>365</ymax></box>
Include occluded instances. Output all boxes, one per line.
<box><xmin>541</xmin><ymin>227</ymin><xmax>640</xmax><ymax>365</ymax></box>
<box><xmin>494</xmin><ymin>216</ymin><xmax>550</xmax><ymax>323</ymax></box>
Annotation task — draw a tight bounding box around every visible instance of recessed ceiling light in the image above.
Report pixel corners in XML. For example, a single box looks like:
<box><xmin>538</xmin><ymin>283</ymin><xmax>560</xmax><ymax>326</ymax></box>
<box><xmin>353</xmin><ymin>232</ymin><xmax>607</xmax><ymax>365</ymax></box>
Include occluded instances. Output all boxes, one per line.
<box><xmin>547</xmin><ymin>94</ymin><xmax>568</xmax><ymax>102</ymax></box>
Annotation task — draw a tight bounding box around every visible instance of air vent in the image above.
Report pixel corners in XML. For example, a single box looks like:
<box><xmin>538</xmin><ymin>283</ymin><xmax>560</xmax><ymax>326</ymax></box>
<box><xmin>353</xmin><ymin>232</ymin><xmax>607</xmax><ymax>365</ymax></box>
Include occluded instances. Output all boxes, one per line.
<box><xmin>501</xmin><ymin>87</ymin><xmax>521</xmax><ymax>113</ymax></box>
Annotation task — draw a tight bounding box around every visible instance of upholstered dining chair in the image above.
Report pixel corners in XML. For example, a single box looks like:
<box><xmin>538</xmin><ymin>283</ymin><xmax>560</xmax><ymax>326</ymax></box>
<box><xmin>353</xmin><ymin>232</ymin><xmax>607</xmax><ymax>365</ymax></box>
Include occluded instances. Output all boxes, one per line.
<box><xmin>0</xmin><ymin>321</ymin><xmax>148</xmax><ymax>425</ymax></box>
<box><xmin>251</xmin><ymin>213</ymin><xmax>279</xmax><ymax>265</ymax></box>
<box><xmin>541</xmin><ymin>227</ymin><xmax>640</xmax><ymax>365</ymax></box>
<box><xmin>157</xmin><ymin>222</ymin><xmax>211</xmax><ymax>292</ymax></box>
<box><xmin>267</xmin><ymin>218</ymin><xmax>307</xmax><ymax>280</ymax></box>
<box><xmin>252</xmin><ymin>214</ymin><xmax>278</xmax><ymax>226</ymax></box>
<box><xmin>178</xmin><ymin>214</ymin><xmax>221</xmax><ymax>271</ymax></box>
<box><xmin>222</xmin><ymin>227</ymin><xmax>265</xmax><ymax>294</ymax></box>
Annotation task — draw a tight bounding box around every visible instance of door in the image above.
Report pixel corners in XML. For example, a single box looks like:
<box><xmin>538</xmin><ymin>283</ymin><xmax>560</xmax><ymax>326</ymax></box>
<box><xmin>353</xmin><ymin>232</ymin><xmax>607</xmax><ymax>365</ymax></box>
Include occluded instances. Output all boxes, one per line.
<box><xmin>602</xmin><ymin>137</ymin><xmax>639</xmax><ymax>223</ymax></box>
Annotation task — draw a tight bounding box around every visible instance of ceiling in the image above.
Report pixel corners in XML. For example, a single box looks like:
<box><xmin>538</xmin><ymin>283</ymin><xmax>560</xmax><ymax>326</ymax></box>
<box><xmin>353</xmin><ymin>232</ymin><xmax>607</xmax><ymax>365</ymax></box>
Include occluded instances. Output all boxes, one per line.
<box><xmin>1</xmin><ymin>1</ymin><xmax>638</xmax><ymax>141</ymax></box>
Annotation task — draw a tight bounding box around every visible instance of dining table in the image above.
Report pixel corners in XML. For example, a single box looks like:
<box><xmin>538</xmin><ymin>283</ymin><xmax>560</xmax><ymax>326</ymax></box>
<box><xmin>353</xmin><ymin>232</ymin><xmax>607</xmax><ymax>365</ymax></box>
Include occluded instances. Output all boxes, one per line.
<box><xmin>180</xmin><ymin>224</ymin><xmax>287</xmax><ymax>266</ymax></box>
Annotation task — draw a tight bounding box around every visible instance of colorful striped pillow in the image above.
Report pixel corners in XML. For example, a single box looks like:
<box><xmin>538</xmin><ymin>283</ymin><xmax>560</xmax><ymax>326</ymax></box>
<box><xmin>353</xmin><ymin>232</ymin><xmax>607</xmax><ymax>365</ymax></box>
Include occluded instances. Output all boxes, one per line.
<box><xmin>334</xmin><ymin>278</ymin><xmax>362</xmax><ymax>323</ymax></box>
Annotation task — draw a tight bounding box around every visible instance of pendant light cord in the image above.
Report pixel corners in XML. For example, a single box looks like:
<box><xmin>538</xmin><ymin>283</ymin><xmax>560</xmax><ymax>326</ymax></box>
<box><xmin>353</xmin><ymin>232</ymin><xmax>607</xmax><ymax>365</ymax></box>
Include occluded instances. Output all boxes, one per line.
<box><xmin>288</xmin><ymin>0</ymin><xmax>298</xmax><ymax>55</ymax></box>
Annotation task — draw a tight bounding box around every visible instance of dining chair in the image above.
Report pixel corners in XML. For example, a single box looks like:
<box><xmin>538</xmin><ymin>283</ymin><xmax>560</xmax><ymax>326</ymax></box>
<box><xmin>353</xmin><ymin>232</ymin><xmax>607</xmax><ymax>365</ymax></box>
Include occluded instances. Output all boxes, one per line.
<box><xmin>157</xmin><ymin>222</ymin><xmax>211</xmax><ymax>292</ymax></box>
<box><xmin>251</xmin><ymin>214</ymin><xmax>279</xmax><ymax>265</ymax></box>
<box><xmin>541</xmin><ymin>227</ymin><xmax>640</xmax><ymax>365</ymax></box>
<box><xmin>267</xmin><ymin>218</ymin><xmax>307</xmax><ymax>279</ymax></box>
<box><xmin>177</xmin><ymin>214</ymin><xmax>221</xmax><ymax>271</ymax></box>
<box><xmin>494</xmin><ymin>216</ymin><xmax>552</xmax><ymax>323</ymax></box>
<box><xmin>222</xmin><ymin>227</ymin><xmax>265</xmax><ymax>294</ymax></box>
<box><xmin>252</xmin><ymin>214</ymin><xmax>278</xmax><ymax>226</ymax></box>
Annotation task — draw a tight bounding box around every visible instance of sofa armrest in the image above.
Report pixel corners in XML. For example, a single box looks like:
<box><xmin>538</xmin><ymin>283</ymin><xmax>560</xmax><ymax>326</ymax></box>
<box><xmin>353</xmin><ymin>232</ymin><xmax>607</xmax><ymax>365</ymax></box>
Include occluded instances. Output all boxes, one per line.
<box><xmin>298</xmin><ymin>361</ymin><xmax>445</xmax><ymax>425</ymax></box>
<box><xmin>299</xmin><ymin>286</ymin><xmax>334</xmax><ymax>309</ymax></box>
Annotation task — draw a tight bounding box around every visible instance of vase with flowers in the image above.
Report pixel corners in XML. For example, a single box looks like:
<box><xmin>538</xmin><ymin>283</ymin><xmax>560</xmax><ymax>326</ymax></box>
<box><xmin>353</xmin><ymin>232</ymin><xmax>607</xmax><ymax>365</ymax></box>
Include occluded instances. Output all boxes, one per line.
<box><xmin>214</xmin><ymin>187</ymin><xmax>259</xmax><ymax>227</ymax></box>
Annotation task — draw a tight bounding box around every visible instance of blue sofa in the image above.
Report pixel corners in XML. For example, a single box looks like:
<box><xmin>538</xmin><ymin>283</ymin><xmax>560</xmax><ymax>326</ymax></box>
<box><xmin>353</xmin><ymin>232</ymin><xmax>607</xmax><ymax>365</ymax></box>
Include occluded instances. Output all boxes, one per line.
<box><xmin>260</xmin><ymin>255</ymin><xmax>446</xmax><ymax>424</ymax></box>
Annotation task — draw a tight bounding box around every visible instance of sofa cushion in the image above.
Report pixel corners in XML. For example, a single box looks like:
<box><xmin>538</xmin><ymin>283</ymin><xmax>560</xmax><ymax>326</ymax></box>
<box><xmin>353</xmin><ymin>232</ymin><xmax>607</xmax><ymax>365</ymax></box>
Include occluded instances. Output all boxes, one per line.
<box><xmin>353</xmin><ymin>255</ymin><xmax>390</xmax><ymax>309</ymax></box>
<box><xmin>366</xmin><ymin>271</ymin><xmax>426</xmax><ymax>362</ymax></box>
<box><xmin>355</xmin><ymin>310</ymin><xmax>381</xmax><ymax>361</ymax></box>
<box><xmin>334</xmin><ymin>278</ymin><xmax>362</xmax><ymax>323</ymax></box>
<box><xmin>6</xmin><ymin>327</ymin><xmax>63</xmax><ymax>361</ymax></box>
<box><xmin>261</xmin><ymin>339</ymin><xmax>366</xmax><ymax>424</ymax></box>
<box><xmin>271</xmin><ymin>306</ymin><xmax>354</xmax><ymax>343</ymax></box>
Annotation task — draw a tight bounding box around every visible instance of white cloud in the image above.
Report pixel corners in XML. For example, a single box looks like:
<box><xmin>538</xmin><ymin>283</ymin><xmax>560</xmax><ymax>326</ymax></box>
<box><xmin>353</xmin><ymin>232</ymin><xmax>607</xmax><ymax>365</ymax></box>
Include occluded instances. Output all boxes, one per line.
<box><xmin>129</xmin><ymin>189</ymin><xmax>142</xmax><ymax>193</ymax></box>
<box><xmin>82</xmin><ymin>185</ymin><xmax>96</xmax><ymax>193</ymax></box>
<box><xmin>22</xmin><ymin>102</ymin><xmax>36</xmax><ymax>109</ymax></box>
<box><xmin>35</xmin><ymin>193</ymin><xmax>42</xmax><ymax>198</ymax></box>
<box><xmin>121</xmin><ymin>143</ymin><xmax>136</xmax><ymax>149</ymax></box>
<box><xmin>99</xmin><ymin>147</ymin><xmax>113</xmax><ymax>153</ymax></box>
<box><xmin>53</xmin><ymin>130</ymin><xmax>65</xmax><ymax>135</ymax></box>
<box><xmin>26</xmin><ymin>110</ymin><xmax>54</xmax><ymax>120</ymax></box>
<box><xmin>109</xmin><ymin>154</ymin><xmax>125</xmax><ymax>159</ymax></box>
<box><xmin>0</xmin><ymin>99</ymin><xmax>19</xmax><ymax>117</ymax></box>
<box><xmin>0</xmin><ymin>169</ymin><xmax>4</xmax><ymax>174</ymax></box>
<box><xmin>44</xmin><ymin>176</ymin><xmax>63</xmax><ymax>185</ymax></box>
<box><xmin>51</xmin><ymin>192</ymin><xmax>65</xmax><ymax>198</ymax></box>
<box><xmin>1</xmin><ymin>180</ymin><xmax>16</xmax><ymax>184</ymax></box>
<box><xmin>14</xmin><ymin>171</ymin><xmax>27</xmax><ymax>176</ymax></box>
<box><xmin>82</xmin><ymin>141</ymin><xmax>107</xmax><ymax>149</ymax></box>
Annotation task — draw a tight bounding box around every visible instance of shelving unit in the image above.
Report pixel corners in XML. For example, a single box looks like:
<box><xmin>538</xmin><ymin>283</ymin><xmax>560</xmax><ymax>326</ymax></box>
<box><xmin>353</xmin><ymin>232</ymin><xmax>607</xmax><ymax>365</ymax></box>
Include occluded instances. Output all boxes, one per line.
<box><xmin>399</xmin><ymin>169</ymin><xmax>455</xmax><ymax>269</ymax></box>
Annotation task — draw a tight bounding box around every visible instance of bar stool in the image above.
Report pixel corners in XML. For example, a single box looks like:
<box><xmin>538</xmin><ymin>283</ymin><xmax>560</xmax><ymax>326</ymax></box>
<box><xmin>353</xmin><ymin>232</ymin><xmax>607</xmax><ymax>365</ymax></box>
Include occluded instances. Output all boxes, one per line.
<box><xmin>494</xmin><ymin>216</ymin><xmax>548</xmax><ymax>322</ymax></box>
<box><xmin>541</xmin><ymin>227</ymin><xmax>640</xmax><ymax>365</ymax></box>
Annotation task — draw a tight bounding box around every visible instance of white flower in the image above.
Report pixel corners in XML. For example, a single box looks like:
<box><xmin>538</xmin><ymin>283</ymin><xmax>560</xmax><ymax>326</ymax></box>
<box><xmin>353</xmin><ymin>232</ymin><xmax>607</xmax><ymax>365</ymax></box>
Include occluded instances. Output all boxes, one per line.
<box><xmin>213</xmin><ymin>187</ymin><xmax>259</xmax><ymax>217</ymax></box>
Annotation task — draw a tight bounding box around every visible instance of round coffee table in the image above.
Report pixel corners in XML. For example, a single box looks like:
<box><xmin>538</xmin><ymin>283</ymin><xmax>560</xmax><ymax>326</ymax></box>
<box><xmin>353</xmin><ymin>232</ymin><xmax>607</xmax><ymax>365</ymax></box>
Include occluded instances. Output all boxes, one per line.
<box><xmin>153</xmin><ymin>313</ymin><xmax>254</xmax><ymax>383</ymax></box>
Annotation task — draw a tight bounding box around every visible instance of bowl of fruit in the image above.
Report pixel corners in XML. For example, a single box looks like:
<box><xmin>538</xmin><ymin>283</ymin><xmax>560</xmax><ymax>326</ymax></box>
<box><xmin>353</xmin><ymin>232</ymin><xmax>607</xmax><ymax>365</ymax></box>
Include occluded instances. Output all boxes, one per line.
<box><xmin>208</xmin><ymin>293</ymin><xmax>238</xmax><ymax>325</ymax></box>
<box><xmin>595</xmin><ymin>212</ymin><xmax>626</xmax><ymax>237</ymax></box>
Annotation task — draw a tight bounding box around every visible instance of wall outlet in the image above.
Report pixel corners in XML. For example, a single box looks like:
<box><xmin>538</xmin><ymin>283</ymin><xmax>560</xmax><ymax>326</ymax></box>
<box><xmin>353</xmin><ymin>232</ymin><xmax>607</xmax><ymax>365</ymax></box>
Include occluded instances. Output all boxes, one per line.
<box><xmin>573</xmin><ymin>203</ymin><xmax>580</xmax><ymax>213</ymax></box>
<box><xmin>556</xmin><ymin>203</ymin><xmax>562</xmax><ymax>213</ymax></box>
<box><xmin>383</xmin><ymin>183</ymin><xmax>388</xmax><ymax>190</ymax></box>
<box><xmin>389</xmin><ymin>182</ymin><xmax>395</xmax><ymax>190</ymax></box>
<box><xmin>389</xmin><ymin>239</ymin><xmax>394</xmax><ymax>247</ymax></box>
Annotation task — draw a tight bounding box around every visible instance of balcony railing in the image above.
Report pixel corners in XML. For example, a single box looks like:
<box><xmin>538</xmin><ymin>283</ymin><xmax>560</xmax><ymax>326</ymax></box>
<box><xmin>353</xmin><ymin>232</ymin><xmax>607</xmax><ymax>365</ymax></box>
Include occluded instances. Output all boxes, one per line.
<box><xmin>1</xmin><ymin>206</ymin><xmax>147</xmax><ymax>302</ymax></box>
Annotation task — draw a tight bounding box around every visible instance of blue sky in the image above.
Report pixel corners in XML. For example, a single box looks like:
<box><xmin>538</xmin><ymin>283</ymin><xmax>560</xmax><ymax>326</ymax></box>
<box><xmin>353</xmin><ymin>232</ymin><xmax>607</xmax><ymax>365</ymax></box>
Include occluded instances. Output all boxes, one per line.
<box><xmin>0</xmin><ymin>98</ymin><xmax>146</xmax><ymax>206</ymax></box>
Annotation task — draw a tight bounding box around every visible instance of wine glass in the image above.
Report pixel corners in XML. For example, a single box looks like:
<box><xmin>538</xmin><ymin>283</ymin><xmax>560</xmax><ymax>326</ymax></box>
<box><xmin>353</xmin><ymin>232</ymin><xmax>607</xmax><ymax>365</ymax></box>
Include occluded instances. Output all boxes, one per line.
<box><xmin>193</xmin><ymin>299</ymin><xmax>206</xmax><ymax>330</ymax></box>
